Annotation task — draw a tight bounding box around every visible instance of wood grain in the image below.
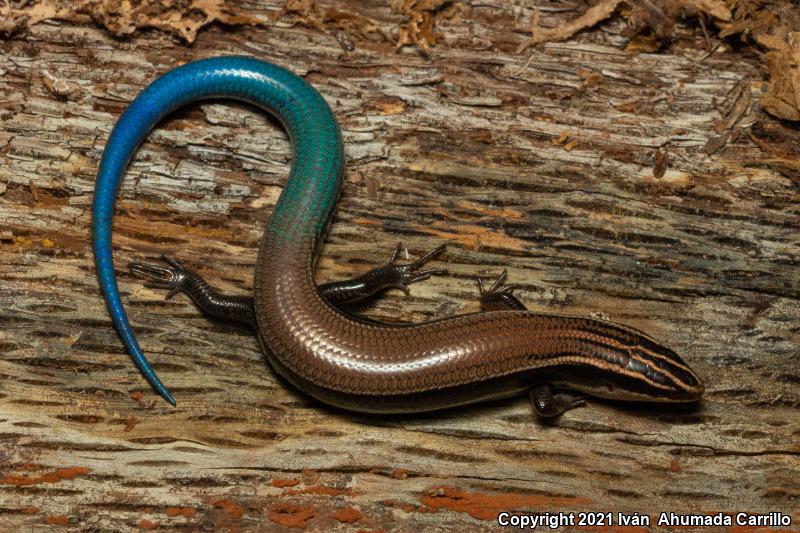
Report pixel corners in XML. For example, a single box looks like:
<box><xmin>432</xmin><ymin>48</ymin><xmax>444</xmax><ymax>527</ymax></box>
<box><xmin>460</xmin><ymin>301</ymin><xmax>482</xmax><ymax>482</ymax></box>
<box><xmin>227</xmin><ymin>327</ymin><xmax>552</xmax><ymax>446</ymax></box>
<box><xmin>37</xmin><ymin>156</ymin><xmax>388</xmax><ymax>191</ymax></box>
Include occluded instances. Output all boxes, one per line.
<box><xmin>1</xmin><ymin>1</ymin><xmax>798</xmax><ymax>531</ymax></box>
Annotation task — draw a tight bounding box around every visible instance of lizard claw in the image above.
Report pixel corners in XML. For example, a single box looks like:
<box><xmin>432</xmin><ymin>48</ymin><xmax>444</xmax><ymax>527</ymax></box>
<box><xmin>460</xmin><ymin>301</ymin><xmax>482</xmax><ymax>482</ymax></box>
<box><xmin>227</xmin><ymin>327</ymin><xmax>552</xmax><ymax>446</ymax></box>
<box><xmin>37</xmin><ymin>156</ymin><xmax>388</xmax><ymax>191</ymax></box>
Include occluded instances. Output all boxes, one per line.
<box><xmin>477</xmin><ymin>270</ymin><xmax>523</xmax><ymax>299</ymax></box>
<box><xmin>386</xmin><ymin>243</ymin><xmax>448</xmax><ymax>295</ymax></box>
<box><xmin>129</xmin><ymin>255</ymin><xmax>191</xmax><ymax>300</ymax></box>
<box><xmin>476</xmin><ymin>270</ymin><xmax>526</xmax><ymax>312</ymax></box>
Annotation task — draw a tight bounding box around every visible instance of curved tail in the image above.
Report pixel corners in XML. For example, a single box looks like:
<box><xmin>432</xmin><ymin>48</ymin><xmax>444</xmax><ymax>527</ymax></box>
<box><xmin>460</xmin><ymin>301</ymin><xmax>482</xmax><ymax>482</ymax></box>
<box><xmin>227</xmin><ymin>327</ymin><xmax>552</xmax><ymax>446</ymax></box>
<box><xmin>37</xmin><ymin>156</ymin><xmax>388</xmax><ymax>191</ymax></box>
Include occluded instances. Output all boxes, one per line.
<box><xmin>92</xmin><ymin>56</ymin><xmax>333</xmax><ymax>405</ymax></box>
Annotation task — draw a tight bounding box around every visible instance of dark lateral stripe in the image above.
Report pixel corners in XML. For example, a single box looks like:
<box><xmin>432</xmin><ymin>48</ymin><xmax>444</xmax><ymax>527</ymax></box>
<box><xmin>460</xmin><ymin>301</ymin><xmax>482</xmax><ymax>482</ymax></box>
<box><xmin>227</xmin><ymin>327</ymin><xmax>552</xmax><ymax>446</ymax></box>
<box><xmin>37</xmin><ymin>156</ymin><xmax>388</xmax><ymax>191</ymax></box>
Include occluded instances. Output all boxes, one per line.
<box><xmin>553</xmin><ymin>331</ymin><xmax>700</xmax><ymax>395</ymax></box>
<box><xmin>634</xmin><ymin>344</ymin><xmax>699</xmax><ymax>385</ymax></box>
<box><xmin>522</xmin><ymin>336</ymin><xmax>680</xmax><ymax>394</ymax></box>
<box><xmin>532</xmin><ymin>331</ymin><xmax>639</xmax><ymax>372</ymax></box>
<box><xmin>519</xmin><ymin>351</ymin><xmax>677</xmax><ymax>395</ymax></box>
<box><xmin>567</xmin><ymin>356</ymin><xmax>678</xmax><ymax>394</ymax></box>
<box><xmin>550</xmin><ymin>325</ymin><xmax>701</xmax><ymax>392</ymax></box>
<box><xmin>578</xmin><ymin>319</ymin><xmax>696</xmax><ymax>376</ymax></box>
<box><xmin>627</xmin><ymin>348</ymin><xmax>700</xmax><ymax>394</ymax></box>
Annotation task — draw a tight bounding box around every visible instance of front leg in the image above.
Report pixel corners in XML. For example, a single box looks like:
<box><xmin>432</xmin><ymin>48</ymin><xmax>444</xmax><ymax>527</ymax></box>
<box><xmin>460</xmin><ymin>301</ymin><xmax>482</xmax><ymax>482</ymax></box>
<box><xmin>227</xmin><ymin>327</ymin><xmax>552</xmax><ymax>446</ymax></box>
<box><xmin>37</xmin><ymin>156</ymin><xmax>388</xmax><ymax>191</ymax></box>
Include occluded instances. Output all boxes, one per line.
<box><xmin>477</xmin><ymin>270</ymin><xmax>526</xmax><ymax>311</ymax></box>
<box><xmin>477</xmin><ymin>271</ymin><xmax>586</xmax><ymax>419</ymax></box>
<box><xmin>530</xmin><ymin>384</ymin><xmax>586</xmax><ymax>419</ymax></box>
<box><xmin>129</xmin><ymin>243</ymin><xmax>447</xmax><ymax>328</ymax></box>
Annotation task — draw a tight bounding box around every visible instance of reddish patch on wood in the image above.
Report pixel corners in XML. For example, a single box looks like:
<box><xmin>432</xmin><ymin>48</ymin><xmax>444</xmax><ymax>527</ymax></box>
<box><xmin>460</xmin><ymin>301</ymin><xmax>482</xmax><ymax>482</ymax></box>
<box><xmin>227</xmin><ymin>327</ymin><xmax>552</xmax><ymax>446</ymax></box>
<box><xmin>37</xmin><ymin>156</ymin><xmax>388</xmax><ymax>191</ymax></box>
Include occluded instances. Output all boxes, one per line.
<box><xmin>390</xmin><ymin>468</ymin><xmax>408</xmax><ymax>479</ymax></box>
<box><xmin>124</xmin><ymin>416</ymin><xmax>139</xmax><ymax>432</ymax></box>
<box><xmin>284</xmin><ymin>485</ymin><xmax>355</xmax><ymax>497</ymax></box>
<box><xmin>670</xmin><ymin>458</ymin><xmax>682</xmax><ymax>473</ymax></box>
<box><xmin>355</xmin><ymin>530</ymin><xmax>385</xmax><ymax>533</ymax></box>
<box><xmin>271</xmin><ymin>477</ymin><xmax>300</xmax><ymax>488</ymax></box>
<box><xmin>165</xmin><ymin>507</ymin><xmax>197</xmax><ymax>517</ymax></box>
<box><xmin>138</xmin><ymin>519</ymin><xmax>158</xmax><ymax>530</ymax></box>
<box><xmin>269</xmin><ymin>503</ymin><xmax>315</xmax><ymax>529</ymax></box>
<box><xmin>55</xmin><ymin>467</ymin><xmax>90</xmax><ymax>480</ymax></box>
<box><xmin>22</xmin><ymin>506</ymin><xmax>38</xmax><ymax>514</ymax></box>
<box><xmin>419</xmin><ymin>486</ymin><xmax>592</xmax><ymax>521</ymax></box>
<box><xmin>2</xmin><ymin>466</ymin><xmax>90</xmax><ymax>486</ymax></box>
<box><xmin>209</xmin><ymin>498</ymin><xmax>243</xmax><ymax>520</ymax></box>
<box><xmin>3</xmin><ymin>475</ymin><xmax>36</xmax><ymax>486</ymax></box>
<box><xmin>45</xmin><ymin>515</ymin><xmax>69</xmax><ymax>525</ymax></box>
<box><xmin>332</xmin><ymin>507</ymin><xmax>363</xmax><ymax>523</ymax></box>
<box><xmin>39</xmin><ymin>471</ymin><xmax>61</xmax><ymax>483</ymax></box>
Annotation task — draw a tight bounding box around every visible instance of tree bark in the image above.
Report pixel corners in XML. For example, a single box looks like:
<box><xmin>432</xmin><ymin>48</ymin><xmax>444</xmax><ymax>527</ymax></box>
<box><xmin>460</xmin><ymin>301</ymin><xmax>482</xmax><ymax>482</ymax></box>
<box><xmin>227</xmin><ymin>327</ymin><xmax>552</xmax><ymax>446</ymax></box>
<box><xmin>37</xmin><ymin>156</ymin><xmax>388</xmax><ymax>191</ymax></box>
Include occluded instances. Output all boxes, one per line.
<box><xmin>1</xmin><ymin>1</ymin><xmax>798</xmax><ymax>531</ymax></box>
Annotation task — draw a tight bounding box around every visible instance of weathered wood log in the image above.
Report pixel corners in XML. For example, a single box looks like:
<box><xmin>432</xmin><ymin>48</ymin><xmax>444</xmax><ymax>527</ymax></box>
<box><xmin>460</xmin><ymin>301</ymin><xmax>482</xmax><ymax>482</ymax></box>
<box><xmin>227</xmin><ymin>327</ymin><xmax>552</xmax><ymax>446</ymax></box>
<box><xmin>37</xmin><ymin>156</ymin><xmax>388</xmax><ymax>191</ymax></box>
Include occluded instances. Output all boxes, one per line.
<box><xmin>1</xmin><ymin>1</ymin><xmax>798</xmax><ymax>530</ymax></box>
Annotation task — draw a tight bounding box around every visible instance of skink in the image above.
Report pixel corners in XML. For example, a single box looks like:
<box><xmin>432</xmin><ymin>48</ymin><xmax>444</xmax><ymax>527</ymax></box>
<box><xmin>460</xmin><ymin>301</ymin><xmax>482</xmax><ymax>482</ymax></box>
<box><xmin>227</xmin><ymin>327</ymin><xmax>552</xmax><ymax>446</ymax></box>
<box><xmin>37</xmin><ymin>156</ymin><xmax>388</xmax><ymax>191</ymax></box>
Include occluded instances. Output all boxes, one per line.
<box><xmin>92</xmin><ymin>56</ymin><xmax>703</xmax><ymax>416</ymax></box>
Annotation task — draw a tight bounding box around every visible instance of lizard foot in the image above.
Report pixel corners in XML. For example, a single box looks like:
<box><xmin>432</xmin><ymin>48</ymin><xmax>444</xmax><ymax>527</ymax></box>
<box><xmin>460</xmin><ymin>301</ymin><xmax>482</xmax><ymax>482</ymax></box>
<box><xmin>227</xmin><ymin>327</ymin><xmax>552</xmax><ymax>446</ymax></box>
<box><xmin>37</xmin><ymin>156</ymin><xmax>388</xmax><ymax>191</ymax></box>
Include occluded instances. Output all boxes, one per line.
<box><xmin>129</xmin><ymin>255</ymin><xmax>194</xmax><ymax>300</ymax></box>
<box><xmin>477</xmin><ymin>270</ymin><xmax>525</xmax><ymax>311</ymax></box>
<box><xmin>381</xmin><ymin>243</ymin><xmax>448</xmax><ymax>296</ymax></box>
<box><xmin>531</xmin><ymin>384</ymin><xmax>587</xmax><ymax>419</ymax></box>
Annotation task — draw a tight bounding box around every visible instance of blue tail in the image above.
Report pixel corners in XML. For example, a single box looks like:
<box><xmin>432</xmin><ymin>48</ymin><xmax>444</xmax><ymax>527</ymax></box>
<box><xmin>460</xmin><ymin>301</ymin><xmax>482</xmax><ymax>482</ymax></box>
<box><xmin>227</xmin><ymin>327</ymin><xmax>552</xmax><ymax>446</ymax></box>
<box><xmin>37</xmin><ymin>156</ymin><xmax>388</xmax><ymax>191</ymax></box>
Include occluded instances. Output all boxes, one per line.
<box><xmin>92</xmin><ymin>56</ymin><xmax>338</xmax><ymax>405</ymax></box>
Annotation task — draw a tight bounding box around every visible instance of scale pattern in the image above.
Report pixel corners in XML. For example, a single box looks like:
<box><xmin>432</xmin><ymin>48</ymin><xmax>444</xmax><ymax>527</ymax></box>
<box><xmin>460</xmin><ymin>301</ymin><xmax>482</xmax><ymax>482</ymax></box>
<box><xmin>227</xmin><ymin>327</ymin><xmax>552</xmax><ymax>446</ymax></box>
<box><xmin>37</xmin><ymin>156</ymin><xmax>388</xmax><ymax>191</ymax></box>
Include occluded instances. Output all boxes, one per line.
<box><xmin>93</xmin><ymin>56</ymin><xmax>703</xmax><ymax>409</ymax></box>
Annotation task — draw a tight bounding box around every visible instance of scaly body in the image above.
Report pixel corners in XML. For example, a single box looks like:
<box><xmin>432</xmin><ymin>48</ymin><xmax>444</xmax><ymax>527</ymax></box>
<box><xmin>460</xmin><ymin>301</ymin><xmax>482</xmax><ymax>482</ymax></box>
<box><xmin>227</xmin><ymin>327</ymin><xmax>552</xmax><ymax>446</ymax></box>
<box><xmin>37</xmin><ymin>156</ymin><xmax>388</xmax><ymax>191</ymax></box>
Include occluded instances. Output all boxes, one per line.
<box><xmin>93</xmin><ymin>57</ymin><xmax>703</xmax><ymax>415</ymax></box>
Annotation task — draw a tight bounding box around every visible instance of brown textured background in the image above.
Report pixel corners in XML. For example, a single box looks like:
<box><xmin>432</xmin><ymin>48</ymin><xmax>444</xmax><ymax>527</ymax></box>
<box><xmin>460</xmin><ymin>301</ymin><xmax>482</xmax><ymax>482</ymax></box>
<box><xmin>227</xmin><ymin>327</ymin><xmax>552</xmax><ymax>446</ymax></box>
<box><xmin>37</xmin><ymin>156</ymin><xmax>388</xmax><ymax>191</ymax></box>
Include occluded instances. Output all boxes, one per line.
<box><xmin>1</xmin><ymin>1</ymin><xmax>798</xmax><ymax>531</ymax></box>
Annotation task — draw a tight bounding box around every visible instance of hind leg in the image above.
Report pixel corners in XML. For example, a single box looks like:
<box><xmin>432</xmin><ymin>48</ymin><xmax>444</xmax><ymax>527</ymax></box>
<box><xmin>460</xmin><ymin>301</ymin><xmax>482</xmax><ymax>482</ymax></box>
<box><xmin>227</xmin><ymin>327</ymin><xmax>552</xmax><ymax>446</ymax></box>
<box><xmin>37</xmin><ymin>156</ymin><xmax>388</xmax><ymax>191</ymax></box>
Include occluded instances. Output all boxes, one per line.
<box><xmin>129</xmin><ymin>243</ymin><xmax>448</xmax><ymax>328</ymax></box>
<box><xmin>530</xmin><ymin>384</ymin><xmax>586</xmax><ymax>419</ymax></box>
